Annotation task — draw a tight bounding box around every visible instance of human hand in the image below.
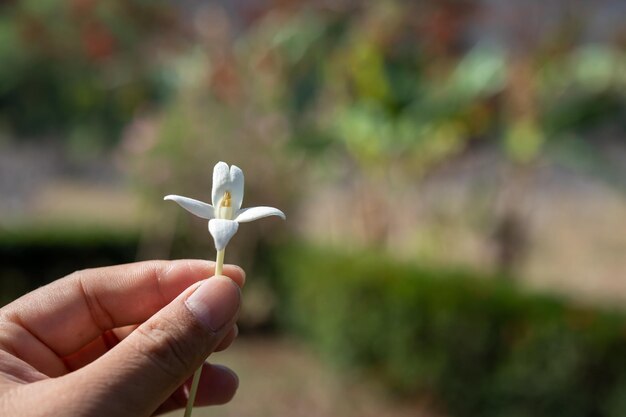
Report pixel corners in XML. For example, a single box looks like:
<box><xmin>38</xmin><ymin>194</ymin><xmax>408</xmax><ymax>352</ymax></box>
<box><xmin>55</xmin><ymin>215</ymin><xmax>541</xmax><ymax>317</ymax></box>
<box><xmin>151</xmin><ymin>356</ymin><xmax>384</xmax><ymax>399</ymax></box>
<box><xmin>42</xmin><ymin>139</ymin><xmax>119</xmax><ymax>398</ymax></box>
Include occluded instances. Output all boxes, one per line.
<box><xmin>0</xmin><ymin>260</ymin><xmax>244</xmax><ymax>417</ymax></box>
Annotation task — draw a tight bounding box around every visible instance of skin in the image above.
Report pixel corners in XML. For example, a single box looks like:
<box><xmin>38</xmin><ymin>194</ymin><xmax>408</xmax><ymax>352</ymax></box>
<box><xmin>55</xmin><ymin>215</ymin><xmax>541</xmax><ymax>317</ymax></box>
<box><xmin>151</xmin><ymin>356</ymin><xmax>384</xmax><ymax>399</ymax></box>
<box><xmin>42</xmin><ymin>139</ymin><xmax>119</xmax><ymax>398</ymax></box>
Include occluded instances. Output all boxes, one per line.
<box><xmin>0</xmin><ymin>260</ymin><xmax>245</xmax><ymax>416</ymax></box>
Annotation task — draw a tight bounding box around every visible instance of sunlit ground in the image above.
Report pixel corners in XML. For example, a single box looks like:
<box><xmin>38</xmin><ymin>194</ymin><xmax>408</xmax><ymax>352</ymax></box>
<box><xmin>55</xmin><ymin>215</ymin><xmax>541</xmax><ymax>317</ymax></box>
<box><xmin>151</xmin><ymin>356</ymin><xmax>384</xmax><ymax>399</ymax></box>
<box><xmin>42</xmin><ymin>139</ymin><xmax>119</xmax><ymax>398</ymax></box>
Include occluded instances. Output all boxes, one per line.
<box><xmin>164</xmin><ymin>337</ymin><xmax>430</xmax><ymax>417</ymax></box>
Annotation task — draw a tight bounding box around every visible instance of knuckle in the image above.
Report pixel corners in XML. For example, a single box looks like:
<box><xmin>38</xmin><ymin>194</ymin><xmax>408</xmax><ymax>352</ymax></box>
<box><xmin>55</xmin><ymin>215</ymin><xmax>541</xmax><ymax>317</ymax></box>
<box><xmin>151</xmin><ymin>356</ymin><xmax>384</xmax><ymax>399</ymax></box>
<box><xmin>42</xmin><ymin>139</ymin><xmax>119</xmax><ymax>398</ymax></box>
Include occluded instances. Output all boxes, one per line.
<box><xmin>133</xmin><ymin>317</ymin><xmax>204</xmax><ymax>378</ymax></box>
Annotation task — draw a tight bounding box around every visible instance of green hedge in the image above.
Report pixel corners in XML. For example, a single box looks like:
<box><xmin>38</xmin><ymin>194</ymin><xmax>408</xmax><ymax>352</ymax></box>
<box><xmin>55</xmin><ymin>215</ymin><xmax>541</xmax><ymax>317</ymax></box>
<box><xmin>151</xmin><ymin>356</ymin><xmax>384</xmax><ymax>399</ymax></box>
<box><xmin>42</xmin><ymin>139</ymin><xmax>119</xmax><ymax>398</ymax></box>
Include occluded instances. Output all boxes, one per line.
<box><xmin>271</xmin><ymin>244</ymin><xmax>626</xmax><ymax>417</ymax></box>
<box><xmin>0</xmin><ymin>225</ymin><xmax>138</xmax><ymax>305</ymax></box>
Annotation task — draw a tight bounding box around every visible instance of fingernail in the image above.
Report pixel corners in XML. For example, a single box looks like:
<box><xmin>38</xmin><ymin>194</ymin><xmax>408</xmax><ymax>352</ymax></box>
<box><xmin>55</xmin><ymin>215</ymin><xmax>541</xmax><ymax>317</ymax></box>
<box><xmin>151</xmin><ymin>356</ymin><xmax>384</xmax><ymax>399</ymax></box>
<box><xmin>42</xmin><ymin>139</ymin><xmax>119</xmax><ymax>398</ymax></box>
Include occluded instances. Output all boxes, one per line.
<box><xmin>185</xmin><ymin>277</ymin><xmax>240</xmax><ymax>332</ymax></box>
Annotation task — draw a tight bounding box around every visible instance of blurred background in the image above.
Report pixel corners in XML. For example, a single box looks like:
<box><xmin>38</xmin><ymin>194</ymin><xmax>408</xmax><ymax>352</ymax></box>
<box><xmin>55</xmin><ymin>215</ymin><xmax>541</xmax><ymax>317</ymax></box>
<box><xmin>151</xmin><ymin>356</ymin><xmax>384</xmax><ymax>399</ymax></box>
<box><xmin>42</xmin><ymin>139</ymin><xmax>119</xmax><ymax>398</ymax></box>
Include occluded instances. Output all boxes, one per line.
<box><xmin>1</xmin><ymin>0</ymin><xmax>626</xmax><ymax>416</ymax></box>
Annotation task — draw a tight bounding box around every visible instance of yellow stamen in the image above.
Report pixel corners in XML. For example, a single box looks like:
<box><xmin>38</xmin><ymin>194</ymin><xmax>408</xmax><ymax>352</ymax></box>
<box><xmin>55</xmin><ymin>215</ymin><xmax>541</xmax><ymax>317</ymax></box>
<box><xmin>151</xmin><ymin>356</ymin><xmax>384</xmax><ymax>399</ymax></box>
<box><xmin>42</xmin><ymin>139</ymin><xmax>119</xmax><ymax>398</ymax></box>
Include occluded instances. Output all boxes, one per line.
<box><xmin>221</xmin><ymin>191</ymin><xmax>232</xmax><ymax>208</ymax></box>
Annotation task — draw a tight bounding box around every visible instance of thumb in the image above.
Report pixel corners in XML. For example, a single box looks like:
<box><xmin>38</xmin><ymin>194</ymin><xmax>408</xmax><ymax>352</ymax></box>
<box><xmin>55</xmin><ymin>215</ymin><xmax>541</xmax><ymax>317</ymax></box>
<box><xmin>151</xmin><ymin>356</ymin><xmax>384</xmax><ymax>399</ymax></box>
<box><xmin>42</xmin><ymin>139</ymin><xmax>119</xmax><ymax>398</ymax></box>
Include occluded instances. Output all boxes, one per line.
<box><xmin>73</xmin><ymin>276</ymin><xmax>241</xmax><ymax>416</ymax></box>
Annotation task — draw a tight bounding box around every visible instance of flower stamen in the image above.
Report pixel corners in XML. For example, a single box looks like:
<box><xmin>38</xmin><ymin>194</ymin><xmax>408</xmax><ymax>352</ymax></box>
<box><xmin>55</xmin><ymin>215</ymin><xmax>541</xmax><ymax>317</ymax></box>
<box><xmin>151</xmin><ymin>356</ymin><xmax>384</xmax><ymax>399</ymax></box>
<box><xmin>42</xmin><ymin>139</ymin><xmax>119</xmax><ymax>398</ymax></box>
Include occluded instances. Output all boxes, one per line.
<box><xmin>221</xmin><ymin>191</ymin><xmax>232</xmax><ymax>208</ymax></box>
<box><xmin>217</xmin><ymin>191</ymin><xmax>234</xmax><ymax>219</ymax></box>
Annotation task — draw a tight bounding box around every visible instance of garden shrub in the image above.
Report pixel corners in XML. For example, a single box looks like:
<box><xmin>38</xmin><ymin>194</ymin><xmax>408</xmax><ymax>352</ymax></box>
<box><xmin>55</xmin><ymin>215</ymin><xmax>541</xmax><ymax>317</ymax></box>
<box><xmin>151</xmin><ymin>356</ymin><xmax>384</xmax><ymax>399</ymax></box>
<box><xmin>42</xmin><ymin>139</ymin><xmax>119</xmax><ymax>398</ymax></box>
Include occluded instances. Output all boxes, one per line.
<box><xmin>271</xmin><ymin>244</ymin><xmax>626</xmax><ymax>417</ymax></box>
<box><xmin>0</xmin><ymin>225</ymin><xmax>138</xmax><ymax>304</ymax></box>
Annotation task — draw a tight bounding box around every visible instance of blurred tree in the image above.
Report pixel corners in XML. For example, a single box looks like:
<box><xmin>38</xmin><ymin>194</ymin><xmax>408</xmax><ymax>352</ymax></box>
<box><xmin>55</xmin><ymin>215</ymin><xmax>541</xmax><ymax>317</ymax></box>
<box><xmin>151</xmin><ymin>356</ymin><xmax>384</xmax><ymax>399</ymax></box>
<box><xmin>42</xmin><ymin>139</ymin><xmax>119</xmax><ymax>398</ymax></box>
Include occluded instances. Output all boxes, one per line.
<box><xmin>123</xmin><ymin>0</ymin><xmax>626</xmax><ymax>277</ymax></box>
<box><xmin>244</xmin><ymin>1</ymin><xmax>626</xmax><ymax>274</ymax></box>
<box><xmin>120</xmin><ymin>6</ymin><xmax>298</xmax><ymax>269</ymax></box>
<box><xmin>0</xmin><ymin>0</ymin><xmax>181</xmax><ymax>148</ymax></box>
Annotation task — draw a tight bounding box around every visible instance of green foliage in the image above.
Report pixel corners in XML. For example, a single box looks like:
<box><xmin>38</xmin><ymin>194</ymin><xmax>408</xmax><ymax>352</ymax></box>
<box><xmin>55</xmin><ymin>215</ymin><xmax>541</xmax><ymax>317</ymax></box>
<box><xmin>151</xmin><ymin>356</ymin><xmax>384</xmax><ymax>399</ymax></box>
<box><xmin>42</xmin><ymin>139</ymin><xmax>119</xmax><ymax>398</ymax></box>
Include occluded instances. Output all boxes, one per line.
<box><xmin>0</xmin><ymin>0</ymin><xmax>175</xmax><ymax>144</ymax></box>
<box><xmin>272</xmin><ymin>244</ymin><xmax>626</xmax><ymax>417</ymax></box>
<box><xmin>243</xmin><ymin>4</ymin><xmax>626</xmax><ymax>180</ymax></box>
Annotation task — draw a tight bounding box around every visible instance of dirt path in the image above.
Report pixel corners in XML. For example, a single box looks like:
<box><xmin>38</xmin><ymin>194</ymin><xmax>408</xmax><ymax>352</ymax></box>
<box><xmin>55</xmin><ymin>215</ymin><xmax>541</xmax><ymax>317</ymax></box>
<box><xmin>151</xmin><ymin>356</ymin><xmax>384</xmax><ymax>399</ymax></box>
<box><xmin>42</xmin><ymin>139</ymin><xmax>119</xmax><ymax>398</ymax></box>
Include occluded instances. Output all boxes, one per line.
<box><xmin>164</xmin><ymin>336</ymin><xmax>436</xmax><ymax>417</ymax></box>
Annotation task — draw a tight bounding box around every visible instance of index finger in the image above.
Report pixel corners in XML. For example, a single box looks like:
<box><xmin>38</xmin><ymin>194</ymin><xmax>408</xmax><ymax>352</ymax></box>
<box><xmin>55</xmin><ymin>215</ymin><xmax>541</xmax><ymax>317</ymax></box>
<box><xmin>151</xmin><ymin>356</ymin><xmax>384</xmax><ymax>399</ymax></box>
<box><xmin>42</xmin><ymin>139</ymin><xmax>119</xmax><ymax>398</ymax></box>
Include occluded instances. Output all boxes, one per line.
<box><xmin>1</xmin><ymin>260</ymin><xmax>245</xmax><ymax>359</ymax></box>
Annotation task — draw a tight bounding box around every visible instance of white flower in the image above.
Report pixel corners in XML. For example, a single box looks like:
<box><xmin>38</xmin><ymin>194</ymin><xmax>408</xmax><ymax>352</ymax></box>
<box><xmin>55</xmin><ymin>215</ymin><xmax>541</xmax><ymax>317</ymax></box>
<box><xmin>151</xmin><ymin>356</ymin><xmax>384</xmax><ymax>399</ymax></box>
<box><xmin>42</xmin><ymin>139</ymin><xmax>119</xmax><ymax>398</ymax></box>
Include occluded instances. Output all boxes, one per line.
<box><xmin>164</xmin><ymin>161</ymin><xmax>285</xmax><ymax>250</ymax></box>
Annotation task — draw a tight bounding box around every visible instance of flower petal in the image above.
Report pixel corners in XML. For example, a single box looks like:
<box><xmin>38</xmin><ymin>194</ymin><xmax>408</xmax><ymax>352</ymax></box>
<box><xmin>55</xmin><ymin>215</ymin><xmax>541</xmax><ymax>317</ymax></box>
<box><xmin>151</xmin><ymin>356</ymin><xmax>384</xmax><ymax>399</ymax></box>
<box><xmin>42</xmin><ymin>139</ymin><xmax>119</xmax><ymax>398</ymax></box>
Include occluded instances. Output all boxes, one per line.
<box><xmin>211</xmin><ymin>162</ymin><xmax>230</xmax><ymax>206</ymax></box>
<box><xmin>208</xmin><ymin>219</ymin><xmax>239</xmax><ymax>251</ymax></box>
<box><xmin>164</xmin><ymin>195</ymin><xmax>215</xmax><ymax>219</ymax></box>
<box><xmin>229</xmin><ymin>165</ymin><xmax>244</xmax><ymax>211</ymax></box>
<box><xmin>211</xmin><ymin>162</ymin><xmax>245</xmax><ymax>210</ymax></box>
<box><xmin>234</xmin><ymin>206</ymin><xmax>286</xmax><ymax>223</ymax></box>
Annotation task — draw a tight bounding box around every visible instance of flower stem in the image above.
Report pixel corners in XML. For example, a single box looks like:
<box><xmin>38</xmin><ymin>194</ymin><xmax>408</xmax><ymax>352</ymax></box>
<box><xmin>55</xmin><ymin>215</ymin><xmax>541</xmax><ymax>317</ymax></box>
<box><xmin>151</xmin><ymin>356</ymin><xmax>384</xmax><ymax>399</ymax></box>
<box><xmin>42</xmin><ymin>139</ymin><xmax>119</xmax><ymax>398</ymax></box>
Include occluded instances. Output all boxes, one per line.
<box><xmin>184</xmin><ymin>367</ymin><xmax>202</xmax><ymax>417</ymax></box>
<box><xmin>184</xmin><ymin>248</ymin><xmax>226</xmax><ymax>417</ymax></box>
<box><xmin>215</xmin><ymin>249</ymin><xmax>225</xmax><ymax>275</ymax></box>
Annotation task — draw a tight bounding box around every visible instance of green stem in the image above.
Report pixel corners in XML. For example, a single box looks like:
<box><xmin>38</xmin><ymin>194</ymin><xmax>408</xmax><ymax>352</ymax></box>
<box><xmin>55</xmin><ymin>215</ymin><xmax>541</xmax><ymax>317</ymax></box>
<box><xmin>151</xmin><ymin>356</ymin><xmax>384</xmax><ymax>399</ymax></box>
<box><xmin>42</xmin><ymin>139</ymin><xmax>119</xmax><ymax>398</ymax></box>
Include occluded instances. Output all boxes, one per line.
<box><xmin>184</xmin><ymin>367</ymin><xmax>202</xmax><ymax>417</ymax></box>
<box><xmin>184</xmin><ymin>248</ymin><xmax>226</xmax><ymax>417</ymax></box>
<box><xmin>215</xmin><ymin>249</ymin><xmax>225</xmax><ymax>275</ymax></box>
